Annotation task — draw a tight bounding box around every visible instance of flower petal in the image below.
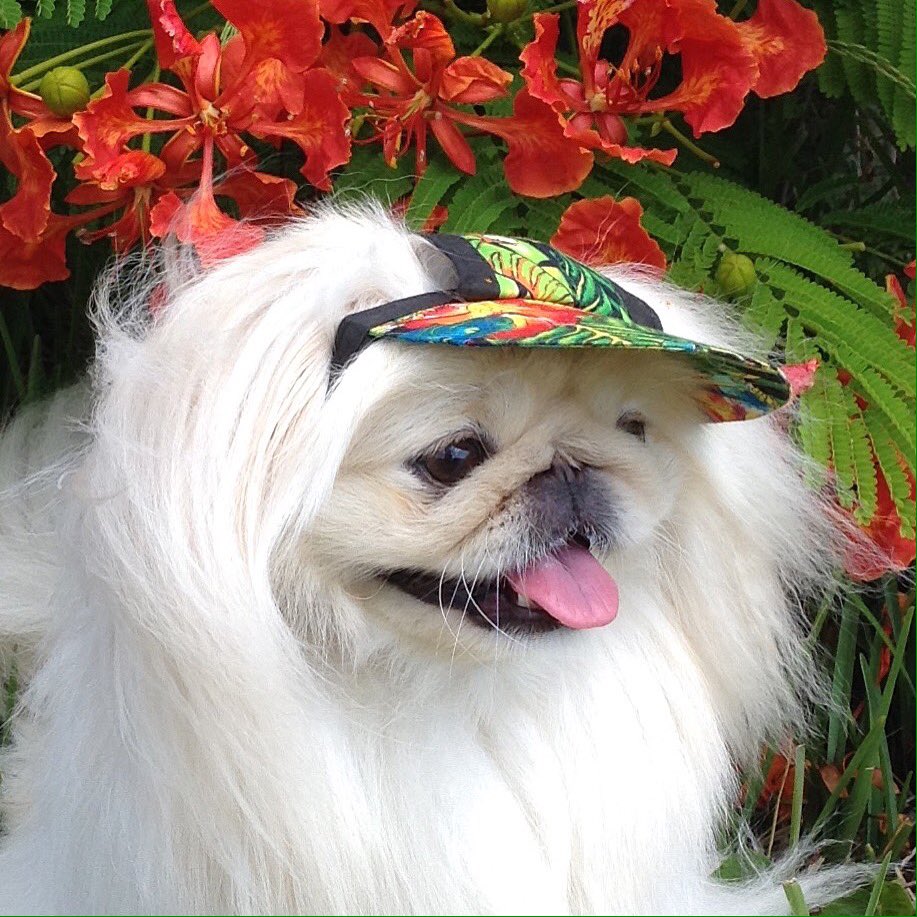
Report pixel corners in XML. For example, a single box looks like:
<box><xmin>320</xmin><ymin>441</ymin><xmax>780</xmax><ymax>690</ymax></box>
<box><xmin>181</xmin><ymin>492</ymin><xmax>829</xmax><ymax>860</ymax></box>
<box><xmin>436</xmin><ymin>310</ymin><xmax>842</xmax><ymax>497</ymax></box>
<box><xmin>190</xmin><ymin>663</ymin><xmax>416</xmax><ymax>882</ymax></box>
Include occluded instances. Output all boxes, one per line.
<box><xmin>249</xmin><ymin>67</ymin><xmax>351</xmax><ymax>191</ymax></box>
<box><xmin>319</xmin><ymin>0</ymin><xmax>416</xmax><ymax>36</ymax></box>
<box><xmin>520</xmin><ymin>13</ymin><xmax>569</xmax><ymax>110</ymax></box>
<box><xmin>577</xmin><ymin>0</ymin><xmax>638</xmax><ymax>95</ymax></box>
<box><xmin>75</xmin><ymin>149</ymin><xmax>167</xmax><ymax>192</ymax></box>
<box><xmin>74</xmin><ymin>70</ymin><xmax>191</xmax><ymax>167</ymax></box>
<box><xmin>144</xmin><ymin>0</ymin><xmax>202</xmax><ymax>69</ymax></box>
<box><xmin>736</xmin><ymin>0</ymin><xmax>826</xmax><ymax>99</ymax></box>
<box><xmin>429</xmin><ymin>113</ymin><xmax>476</xmax><ymax>174</ymax></box>
<box><xmin>454</xmin><ymin>91</ymin><xmax>593</xmax><ymax>198</ymax></box>
<box><xmin>213</xmin><ymin>0</ymin><xmax>324</xmax><ymax>72</ymax></box>
<box><xmin>645</xmin><ymin>0</ymin><xmax>758</xmax><ymax>134</ymax></box>
<box><xmin>0</xmin><ymin>17</ymin><xmax>30</xmax><ymax>80</ymax></box>
<box><xmin>214</xmin><ymin>169</ymin><xmax>299</xmax><ymax>219</ymax></box>
<box><xmin>0</xmin><ymin>215</ymin><xmax>70</xmax><ymax>290</ymax></box>
<box><xmin>781</xmin><ymin>358</ymin><xmax>819</xmax><ymax>398</ymax></box>
<box><xmin>0</xmin><ymin>117</ymin><xmax>55</xmax><ymax>241</ymax></box>
<box><xmin>387</xmin><ymin>11</ymin><xmax>454</xmax><ymax>67</ymax></box>
<box><xmin>440</xmin><ymin>56</ymin><xmax>512</xmax><ymax>104</ymax></box>
<box><xmin>551</xmin><ymin>195</ymin><xmax>666</xmax><ymax>269</ymax></box>
<box><xmin>319</xmin><ymin>27</ymin><xmax>379</xmax><ymax>104</ymax></box>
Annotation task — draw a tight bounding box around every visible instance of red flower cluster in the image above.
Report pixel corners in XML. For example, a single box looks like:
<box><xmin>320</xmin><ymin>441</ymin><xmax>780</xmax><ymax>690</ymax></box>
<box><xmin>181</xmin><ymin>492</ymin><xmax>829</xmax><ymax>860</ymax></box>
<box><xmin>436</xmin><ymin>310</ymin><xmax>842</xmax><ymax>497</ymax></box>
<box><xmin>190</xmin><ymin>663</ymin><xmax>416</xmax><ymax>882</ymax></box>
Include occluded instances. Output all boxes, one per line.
<box><xmin>521</xmin><ymin>0</ymin><xmax>825</xmax><ymax>168</ymax></box>
<box><xmin>0</xmin><ymin>0</ymin><xmax>828</xmax><ymax>288</ymax></box>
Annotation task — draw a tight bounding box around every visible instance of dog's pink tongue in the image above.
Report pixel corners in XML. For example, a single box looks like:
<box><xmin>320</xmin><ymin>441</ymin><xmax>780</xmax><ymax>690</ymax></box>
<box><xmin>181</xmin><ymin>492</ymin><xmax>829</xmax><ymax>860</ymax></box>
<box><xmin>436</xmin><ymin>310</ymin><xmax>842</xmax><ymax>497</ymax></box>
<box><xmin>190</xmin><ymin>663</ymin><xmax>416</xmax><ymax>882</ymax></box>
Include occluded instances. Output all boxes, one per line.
<box><xmin>508</xmin><ymin>543</ymin><xmax>619</xmax><ymax>629</ymax></box>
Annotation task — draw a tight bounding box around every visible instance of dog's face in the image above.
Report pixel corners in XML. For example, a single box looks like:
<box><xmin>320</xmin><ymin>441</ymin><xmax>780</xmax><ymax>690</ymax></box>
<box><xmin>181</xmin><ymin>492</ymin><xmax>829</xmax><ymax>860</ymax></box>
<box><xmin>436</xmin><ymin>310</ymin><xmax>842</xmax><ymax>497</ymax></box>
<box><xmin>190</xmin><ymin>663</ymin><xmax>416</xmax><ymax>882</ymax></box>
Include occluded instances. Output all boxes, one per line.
<box><xmin>304</xmin><ymin>342</ymin><xmax>704</xmax><ymax>651</ymax></box>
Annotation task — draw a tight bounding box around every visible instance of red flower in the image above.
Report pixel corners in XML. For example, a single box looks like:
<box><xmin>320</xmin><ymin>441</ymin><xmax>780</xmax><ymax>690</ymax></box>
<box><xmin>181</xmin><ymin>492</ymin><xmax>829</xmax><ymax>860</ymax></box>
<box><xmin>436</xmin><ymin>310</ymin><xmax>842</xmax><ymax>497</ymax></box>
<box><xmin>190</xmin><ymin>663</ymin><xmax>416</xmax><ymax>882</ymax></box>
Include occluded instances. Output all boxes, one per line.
<box><xmin>353</xmin><ymin>11</ymin><xmax>512</xmax><ymax>176</ymax></box>
<box><xmin>72</xmin><ymin>0</ymin><xmax>349</xmax><ymax>255</ymax></box>
<box><xmin>522</xmin><ymin>0</ymin><xmax>824</xmax><ymax>159</ymax></box>
<box><xmin>550</xmin><ymin>196</ymin><xmax>667</xmax><ymax>269</ymax></box>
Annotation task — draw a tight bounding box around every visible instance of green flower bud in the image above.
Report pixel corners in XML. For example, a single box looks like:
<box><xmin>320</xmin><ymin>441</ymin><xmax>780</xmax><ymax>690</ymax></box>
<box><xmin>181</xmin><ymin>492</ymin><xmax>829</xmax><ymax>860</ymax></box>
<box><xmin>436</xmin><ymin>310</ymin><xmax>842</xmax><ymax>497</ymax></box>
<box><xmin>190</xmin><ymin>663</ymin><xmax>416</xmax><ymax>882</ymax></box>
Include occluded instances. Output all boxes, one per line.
<box><xmin>487</xmin><ymin>0</ymin><xmax>528</xmax><ymax>23</ymax></box>
<box><xmin>39</xmin><ymin>66</ymin><xmax>91</xmax><ymax>117</ymax></box>
<box><xmin>716</xmin><ymin>252</ymin><xmax>757</xmax><ymax>297</ymax></box>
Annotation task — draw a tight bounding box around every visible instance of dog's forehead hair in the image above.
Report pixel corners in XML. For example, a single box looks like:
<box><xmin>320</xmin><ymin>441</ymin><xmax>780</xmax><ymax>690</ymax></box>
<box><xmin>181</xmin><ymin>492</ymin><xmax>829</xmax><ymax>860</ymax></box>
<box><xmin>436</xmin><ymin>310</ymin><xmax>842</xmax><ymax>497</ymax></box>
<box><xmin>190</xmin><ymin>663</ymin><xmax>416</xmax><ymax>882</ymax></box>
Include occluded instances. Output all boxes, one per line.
<box><xmin>336</xmin><ymin>341</ymin><xmax>698</xmax><ymax>467</ymax></box>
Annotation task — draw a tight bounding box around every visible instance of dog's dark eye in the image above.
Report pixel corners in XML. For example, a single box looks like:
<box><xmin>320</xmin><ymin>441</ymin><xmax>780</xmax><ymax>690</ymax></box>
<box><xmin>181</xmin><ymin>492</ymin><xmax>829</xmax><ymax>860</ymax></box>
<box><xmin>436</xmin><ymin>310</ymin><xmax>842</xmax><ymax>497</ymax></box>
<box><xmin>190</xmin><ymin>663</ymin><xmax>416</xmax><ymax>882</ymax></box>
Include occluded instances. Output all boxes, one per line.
<box><xmin>420</xmin><ymin>437</ymin><xmax>488</xmax><ymax>485</ymax></box>
<box><xmin>616</xmin><ymin>412</ymin><xmax>646</xmax><ymax>442</ymax></box>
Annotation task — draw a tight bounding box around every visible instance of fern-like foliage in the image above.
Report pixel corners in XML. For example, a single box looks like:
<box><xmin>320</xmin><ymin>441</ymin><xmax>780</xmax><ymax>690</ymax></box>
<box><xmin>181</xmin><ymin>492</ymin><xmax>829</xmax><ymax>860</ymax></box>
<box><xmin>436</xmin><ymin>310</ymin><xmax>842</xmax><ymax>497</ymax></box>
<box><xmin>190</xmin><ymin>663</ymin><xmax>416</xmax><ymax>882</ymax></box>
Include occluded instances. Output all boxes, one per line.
<box><xmin>0</xmin><ymin>0</ymin><xmax>22</xmax><ymax>28</ymax></box>
<box><xmin>813</xmin><ymin>0</ymin><xmax>916</xmax><ymax>149</ymax></box>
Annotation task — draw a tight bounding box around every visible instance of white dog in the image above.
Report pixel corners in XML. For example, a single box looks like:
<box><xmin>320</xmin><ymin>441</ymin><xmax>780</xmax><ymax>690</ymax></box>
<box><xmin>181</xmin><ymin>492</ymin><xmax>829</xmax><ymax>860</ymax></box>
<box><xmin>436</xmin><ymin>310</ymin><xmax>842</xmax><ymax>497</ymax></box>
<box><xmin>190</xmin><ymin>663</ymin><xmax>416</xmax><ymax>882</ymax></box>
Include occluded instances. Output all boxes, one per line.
<box><xmin>0</xmin><ymin>205</ymin><xmax>862</xmax><ymax>914</ymax></box>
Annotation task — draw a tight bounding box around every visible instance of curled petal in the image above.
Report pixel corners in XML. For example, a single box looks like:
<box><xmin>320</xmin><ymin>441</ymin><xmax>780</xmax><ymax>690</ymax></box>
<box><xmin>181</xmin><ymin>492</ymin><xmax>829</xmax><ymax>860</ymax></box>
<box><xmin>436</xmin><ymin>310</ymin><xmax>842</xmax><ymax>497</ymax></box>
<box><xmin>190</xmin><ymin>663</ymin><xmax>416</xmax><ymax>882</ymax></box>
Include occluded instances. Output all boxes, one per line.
<box><xmin>249</xmin><ymin>68</ymin><xmax>351</xmax><ymax>191</ymax></box>
<box><xmin>212</xmin><ymin>0</ymin><xmax>323</xmax><ymax>72</ymax></box>
<box><xmin>0</xmin><ymin>118</ymin><xmax>55</xmax><ymax>241</ymax></box>
<box><xmin>440</xmin><ymin>57</ymin><xmax>512</xmax><ymax>104</ymax></box>
<box><xmin>0</xmin><ymin>216</ymin><xmax>70</xmax><ymax>290</ymax></box>
<box><xmin>387</xmin><ymin>11</ymin><xmax>454</xmax><ymax>67</ymax></box>
<box><xmin>520</xmin><ymin>13</ymin><xmax>569</xmax><ymax>110</ymax></box>
<box><xmin>737</xmin><ymin>0</ymin><xmax>826</xmax><ymax>98</ymax></box>
<box><xmin>145</xmin><ymin>0</ymin><xmax>202</xmax><ymax>69</ymax></box>
<box><xmin>551</xmin><ymin>195</ymin><xmax>666</xmax><ymax>269</ymax></box>
<box><xmin>74</xmin><ymin>150</ymin><xmax>166</xmax><ymax>192</ymax></box>
<box><xmin>429</xmin><ymin>113</ymin><xmax>475</xmax><ymax>175</ymax></box>
<box><xmin>454</xmin><ymin>91</ymin><xmax>593</xmax><ymax>198</ymax></box>
<box><xmin>562</xmin><ymin>117</ymin><xmax>676</xmax><ymax>165</ymax></box>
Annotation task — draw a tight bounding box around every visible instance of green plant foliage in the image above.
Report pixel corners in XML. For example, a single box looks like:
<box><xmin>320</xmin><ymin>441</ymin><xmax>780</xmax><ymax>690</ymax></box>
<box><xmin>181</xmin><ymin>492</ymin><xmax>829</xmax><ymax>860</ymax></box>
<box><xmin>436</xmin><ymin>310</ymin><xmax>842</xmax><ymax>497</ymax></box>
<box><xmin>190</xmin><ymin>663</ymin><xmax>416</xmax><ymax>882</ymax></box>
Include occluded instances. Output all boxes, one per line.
<box><xmin>813</xmin><ymin>0</ymin><xmax>916</xmax><ymax>149</ymax></box>
<box><xmin>0</xmin><ymin>0</ymin><xmax>22</xmax><ymax>28</ymax></box>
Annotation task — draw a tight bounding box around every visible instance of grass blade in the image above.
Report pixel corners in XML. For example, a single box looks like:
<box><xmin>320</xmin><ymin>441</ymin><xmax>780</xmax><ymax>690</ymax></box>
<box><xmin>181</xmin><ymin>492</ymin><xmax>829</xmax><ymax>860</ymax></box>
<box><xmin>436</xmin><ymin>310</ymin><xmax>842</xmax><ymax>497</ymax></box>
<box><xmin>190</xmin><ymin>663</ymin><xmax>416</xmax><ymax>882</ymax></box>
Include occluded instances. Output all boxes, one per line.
<box><xmin>790</xmin><ymin>743</ymin><xmax>806</xmax><ymax>847</ymax></box>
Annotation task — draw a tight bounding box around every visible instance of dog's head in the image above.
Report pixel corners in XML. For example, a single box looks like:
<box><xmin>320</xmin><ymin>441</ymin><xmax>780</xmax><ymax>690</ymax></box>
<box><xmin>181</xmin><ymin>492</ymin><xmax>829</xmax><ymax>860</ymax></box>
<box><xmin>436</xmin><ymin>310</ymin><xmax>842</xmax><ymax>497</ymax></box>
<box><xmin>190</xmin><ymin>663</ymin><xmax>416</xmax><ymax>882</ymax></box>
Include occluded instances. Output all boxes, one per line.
<box><xmin>89</xmin><ymin>204</ymin><xmax>834</xmax><ymax>750</ymax></box>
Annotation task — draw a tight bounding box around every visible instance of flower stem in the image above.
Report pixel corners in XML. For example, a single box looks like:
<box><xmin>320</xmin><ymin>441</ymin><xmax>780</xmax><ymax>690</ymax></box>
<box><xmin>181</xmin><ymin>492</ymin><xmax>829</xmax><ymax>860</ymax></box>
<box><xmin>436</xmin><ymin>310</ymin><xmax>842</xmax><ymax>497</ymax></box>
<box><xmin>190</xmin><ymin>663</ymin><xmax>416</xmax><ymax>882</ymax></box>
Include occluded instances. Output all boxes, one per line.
<box><xmin>728</xmin><ymin>0</ymin><xmax>749</xmax><ymax>17</ymax></box>
<box><xmin>20</xmin><ymin>40</ymin><xmax>150</xmax><ymax>92</ymax></box>
<box><xmin>660</xmin><ymin>119</ymin><xmax>719</xmax><ymax>168</ymax></box>
<box><xmin>11</xmin><ymin>29</ymin><xmax>154</xmax><ymax>85</ymax></box>
<box><xmin>540</xmin><ymin>0</ymin><xmax>578</xmax><ymax>12</ymax></box>
<box><xmin>470</xmin><ymin>24</ymin><xmax>504</xmax><ymax>57</ymax></box>
<box><xmin>442</xmin><ymin>0</ymin><xmax>488</xmax><ymax>25</ymax></box>
<box><xmin>119</xmin><ymin>39</ymin><xmax>154</xmax><ymax>73</ymax></box>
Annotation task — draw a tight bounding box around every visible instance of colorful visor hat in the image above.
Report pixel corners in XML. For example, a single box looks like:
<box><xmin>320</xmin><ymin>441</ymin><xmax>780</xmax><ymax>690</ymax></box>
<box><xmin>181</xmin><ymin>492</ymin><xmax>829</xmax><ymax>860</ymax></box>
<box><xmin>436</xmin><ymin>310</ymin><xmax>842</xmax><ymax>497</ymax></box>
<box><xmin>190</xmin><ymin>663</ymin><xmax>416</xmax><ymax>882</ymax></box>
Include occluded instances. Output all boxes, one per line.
<box><xmin>331</xmin><ymin>233</ymin><xmax>790</xmax><ymax>422</ymax></box>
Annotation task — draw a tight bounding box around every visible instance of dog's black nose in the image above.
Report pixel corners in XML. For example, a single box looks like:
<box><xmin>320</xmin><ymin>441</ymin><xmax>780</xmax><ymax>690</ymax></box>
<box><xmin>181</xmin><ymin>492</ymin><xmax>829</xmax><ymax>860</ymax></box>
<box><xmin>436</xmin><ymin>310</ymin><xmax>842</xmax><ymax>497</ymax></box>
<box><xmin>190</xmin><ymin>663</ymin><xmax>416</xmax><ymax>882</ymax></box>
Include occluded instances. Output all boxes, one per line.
<box><xmin>522</xmin><ymin>458</ymin><xmax>614</xmax><ymax>550</ymax></box>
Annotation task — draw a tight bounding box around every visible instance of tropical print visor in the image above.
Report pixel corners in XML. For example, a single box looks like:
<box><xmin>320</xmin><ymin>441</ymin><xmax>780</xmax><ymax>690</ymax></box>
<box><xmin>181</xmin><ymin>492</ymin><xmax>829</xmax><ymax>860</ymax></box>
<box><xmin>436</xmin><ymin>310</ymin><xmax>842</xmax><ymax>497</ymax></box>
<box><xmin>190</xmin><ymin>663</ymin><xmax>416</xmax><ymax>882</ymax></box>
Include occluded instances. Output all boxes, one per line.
<box><xmin>330</xmin><ymin>233</ymin><xmax>791</xmax><ymax>422</ymax></box>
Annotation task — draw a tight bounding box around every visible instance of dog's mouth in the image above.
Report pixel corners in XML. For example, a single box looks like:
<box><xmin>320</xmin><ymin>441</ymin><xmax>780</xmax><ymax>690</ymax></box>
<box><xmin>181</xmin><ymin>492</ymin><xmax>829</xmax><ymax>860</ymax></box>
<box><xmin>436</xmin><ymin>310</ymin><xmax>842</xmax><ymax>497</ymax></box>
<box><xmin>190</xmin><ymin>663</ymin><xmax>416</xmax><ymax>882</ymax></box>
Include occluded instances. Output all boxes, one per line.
<box><xmin>384</xmin><ymin>539</ymin><xmax>619</xmax><ymax>636</ymax></box>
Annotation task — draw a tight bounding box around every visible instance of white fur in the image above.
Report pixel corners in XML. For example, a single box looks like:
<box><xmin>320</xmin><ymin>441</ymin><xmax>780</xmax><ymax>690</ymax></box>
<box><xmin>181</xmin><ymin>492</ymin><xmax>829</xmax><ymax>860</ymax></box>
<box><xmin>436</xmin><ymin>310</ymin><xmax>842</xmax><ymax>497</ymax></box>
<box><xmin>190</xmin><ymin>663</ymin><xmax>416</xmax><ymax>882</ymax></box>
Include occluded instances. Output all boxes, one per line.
<box><xmin>0</xmin><ymin>204</ymin><xmax>863</xmax><ymax>914</ymax></box>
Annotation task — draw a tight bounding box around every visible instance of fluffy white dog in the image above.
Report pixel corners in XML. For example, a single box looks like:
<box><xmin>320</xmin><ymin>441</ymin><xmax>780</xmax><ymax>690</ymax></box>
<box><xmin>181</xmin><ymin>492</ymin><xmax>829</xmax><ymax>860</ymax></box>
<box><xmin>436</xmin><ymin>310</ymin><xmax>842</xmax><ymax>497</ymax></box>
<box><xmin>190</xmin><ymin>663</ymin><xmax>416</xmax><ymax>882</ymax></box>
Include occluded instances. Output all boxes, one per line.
<box><xmin>0</xmin><ymin>205</ymin><xmax>861</xmax><ymax>914</ymax></box>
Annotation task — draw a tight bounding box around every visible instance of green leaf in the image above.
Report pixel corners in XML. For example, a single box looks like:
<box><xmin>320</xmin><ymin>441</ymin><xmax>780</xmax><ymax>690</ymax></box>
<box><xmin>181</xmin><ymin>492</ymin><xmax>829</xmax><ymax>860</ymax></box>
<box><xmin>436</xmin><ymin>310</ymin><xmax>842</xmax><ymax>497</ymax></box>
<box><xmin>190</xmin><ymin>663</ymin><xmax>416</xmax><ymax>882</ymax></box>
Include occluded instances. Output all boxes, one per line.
<box><xmin>442</xmin><ymin>167</ymin><xmax>517</xmax><ymax>234</ymax></box>
<box><xmin>820</xmin><ymin>880</ymin><xmax>914</xmax><ymax>916</ymax></box>
<box><xmin>821</xmin><ymin>202</ymin><xmax>916</xmax><ymax>243</ymax></box>
<box><xmin>0</xmin><ymin>0</ymin><xmax>22</xmax><ymax>28</ymax></box>
<box><xmin>67</xmin><ymin>0</ymin><xmax>86</xmax><ymax>26</ymax></box>
<box><xmin>332</xmin><ymin>146</ymin><xmax>414</xmax><ymax>206</ymax></box>
<box><xmin>402</xmin><ymin>155</ymin><xmax>461</xmax><ymax>232</ymax></box>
